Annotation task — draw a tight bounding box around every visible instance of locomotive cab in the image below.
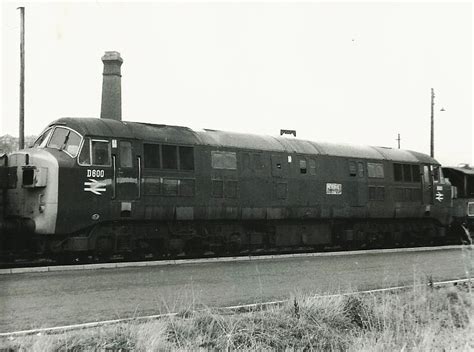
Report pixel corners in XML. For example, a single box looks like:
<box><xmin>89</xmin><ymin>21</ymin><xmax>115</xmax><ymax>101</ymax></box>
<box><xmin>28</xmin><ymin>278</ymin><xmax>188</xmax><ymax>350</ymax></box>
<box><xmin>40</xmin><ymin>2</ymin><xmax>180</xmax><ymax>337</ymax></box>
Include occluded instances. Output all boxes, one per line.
<box><xmin>1</xmin><ymin>124</ymin><xmax>84</xmax><ymax>251</ymax></box>
<box><xmin>443</xmin><ymin>165</ymin><xmax>474</xmax><ymax>233</ymax></box>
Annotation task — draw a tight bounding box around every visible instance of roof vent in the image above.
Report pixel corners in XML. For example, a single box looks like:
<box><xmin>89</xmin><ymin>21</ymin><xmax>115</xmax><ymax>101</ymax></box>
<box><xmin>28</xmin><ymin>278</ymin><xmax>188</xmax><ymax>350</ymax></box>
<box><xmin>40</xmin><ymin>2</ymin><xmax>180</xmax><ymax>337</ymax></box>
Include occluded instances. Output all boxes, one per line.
<box><xmin>280</xmin><ymin>129</ymin><xmax>296</xmax><ymax>137</ymax></box>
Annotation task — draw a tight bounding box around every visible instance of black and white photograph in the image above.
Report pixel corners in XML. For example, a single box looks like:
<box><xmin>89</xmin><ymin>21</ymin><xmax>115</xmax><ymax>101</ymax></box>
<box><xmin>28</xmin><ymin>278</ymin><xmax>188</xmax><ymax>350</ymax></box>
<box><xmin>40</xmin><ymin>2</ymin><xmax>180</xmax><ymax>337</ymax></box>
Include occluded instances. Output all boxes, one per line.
<box><xmin>1</xmin><ymin>0</ymin><xmax>473</xmax><ymax>350</ymax></box>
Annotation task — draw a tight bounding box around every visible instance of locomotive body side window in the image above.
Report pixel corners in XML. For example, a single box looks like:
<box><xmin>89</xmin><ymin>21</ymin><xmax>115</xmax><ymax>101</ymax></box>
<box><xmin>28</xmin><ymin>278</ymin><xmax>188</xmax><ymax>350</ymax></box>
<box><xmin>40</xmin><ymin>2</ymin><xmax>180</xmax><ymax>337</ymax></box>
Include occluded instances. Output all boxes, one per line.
<box><xmin>212</xmin><ymin>151</ymin><xmax>237</xmax><ymax>170</ymax></box>
<box><xmin>119</xmin><ymin>141</ymin><xmax>133</xmax><ymax>168</ymax></box>
<box><xmin>403</xmin><ymin>164</ymin><xmax>413</xmax><ymax>182</ymax></box>
<box><xmin>412</xmin><ymin>165</ymin><xmax>421</xmax><ymax>182</ymax></box>
<box><xmin>91</xmin><ymin>140</ymin><xmax>111</xmax><ymax>166</ymax></box>
<box><xmin>162</xmin><ymin>145</ymin><xmax>178</xmax><ymax>169</ymax></box>
<box><xmin>367</xmin><ymin>162</ymin><xmax>384</xmax><ymax>178</ymax></box>
<box><xmin>394</xmin><ymin>163</ymin><xmax>421</xmax><ymax>183</ymax></box>
<box><xmin>299</xmin><ymin>159</ymin><xmax>307</xmax><ymax>174</ymax></box>
<box><xmin>179</xmin><ymin>147</ymin><xmax>194</xmax><ymax>171</ymax></box>
<box><xmin>144</xmin><ymin>144</ymin><xmax>160</xmax><ymax>169</ymax></box>
<box><xmin>349</xmin><ymin>161</ymin><xmax>357</xmax><ymax>176</ymax></box>
<box><xmin>393</xmin><ymin>163</ymin><xmax>403</xmax><ymax>181</ymax></box>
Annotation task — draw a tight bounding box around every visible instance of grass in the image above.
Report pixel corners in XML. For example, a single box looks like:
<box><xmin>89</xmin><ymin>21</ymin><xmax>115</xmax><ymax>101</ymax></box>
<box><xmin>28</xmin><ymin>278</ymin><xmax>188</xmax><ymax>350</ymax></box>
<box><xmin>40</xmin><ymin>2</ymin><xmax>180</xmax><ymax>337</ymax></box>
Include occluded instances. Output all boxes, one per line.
<box><xmin>1</xmin><ymin>280</ymin><xmax>472</xmax><ymax>351</ymax></box>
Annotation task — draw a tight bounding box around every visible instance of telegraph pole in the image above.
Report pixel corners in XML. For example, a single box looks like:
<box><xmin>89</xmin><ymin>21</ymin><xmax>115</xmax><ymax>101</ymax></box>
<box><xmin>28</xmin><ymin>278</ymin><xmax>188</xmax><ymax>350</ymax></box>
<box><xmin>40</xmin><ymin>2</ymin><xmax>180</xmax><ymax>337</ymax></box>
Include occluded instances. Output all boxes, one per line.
<box><xmin>18</xmin><ymin>6</ymin><xmax>25</xmax><ymax>150</ymax></box>
<box><xmin>396</xmin><ymin>133</ymin><xmax>401</xmax><ymax>149</ymax></box>
<box><xmin>430</xmin><ymin>88</ymin><xmax>434</xmax><ymax>158</ymax></box>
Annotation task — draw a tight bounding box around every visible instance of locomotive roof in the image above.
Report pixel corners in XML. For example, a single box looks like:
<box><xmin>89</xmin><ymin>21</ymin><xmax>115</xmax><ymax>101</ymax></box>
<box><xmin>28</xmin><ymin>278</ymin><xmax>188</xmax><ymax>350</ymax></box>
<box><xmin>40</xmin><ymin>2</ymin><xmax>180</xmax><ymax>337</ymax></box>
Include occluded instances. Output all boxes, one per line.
<box><xmin>49</xmin><ymin>117</ymin><xmax>438</xmax><ymax>164</ymax></box>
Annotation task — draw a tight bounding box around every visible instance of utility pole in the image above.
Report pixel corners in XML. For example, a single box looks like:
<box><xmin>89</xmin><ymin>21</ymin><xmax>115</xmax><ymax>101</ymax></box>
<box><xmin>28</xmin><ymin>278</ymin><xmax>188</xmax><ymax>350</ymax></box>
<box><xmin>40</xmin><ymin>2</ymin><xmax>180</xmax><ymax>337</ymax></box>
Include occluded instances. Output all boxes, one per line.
<box><xmin>396</xmin><ymin>133</ymin><xmax>401</xmax><ymax>149</ymax></box>
<box><xmin>18</xmin><ymin>6</ymin><xmax>25</xmax><ymax>150</ymax></box>
<box><xmin>430</xmin><ymin>88</ymin><xmax>434</xmax><ymax>158</ymax></box>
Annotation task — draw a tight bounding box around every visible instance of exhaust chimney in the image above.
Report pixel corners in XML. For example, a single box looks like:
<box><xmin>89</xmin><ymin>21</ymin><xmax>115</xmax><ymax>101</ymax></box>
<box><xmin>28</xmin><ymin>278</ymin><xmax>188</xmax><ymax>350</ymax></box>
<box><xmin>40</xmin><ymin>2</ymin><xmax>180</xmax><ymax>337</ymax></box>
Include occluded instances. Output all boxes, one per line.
<box><xmin>100</xmin><ymin>51</ymin><xmax>123</xmax><ymax>121</ymax></box>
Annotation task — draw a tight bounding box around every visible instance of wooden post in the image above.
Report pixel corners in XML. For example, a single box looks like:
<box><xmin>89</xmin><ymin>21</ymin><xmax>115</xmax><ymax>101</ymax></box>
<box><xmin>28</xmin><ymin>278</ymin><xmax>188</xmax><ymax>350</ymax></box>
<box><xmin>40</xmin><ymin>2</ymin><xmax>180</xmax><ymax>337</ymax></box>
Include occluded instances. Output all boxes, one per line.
<box><xmin>19</xmin><ymin>7</ymin><xmax>25</xmax><ymax>150</ymax></box>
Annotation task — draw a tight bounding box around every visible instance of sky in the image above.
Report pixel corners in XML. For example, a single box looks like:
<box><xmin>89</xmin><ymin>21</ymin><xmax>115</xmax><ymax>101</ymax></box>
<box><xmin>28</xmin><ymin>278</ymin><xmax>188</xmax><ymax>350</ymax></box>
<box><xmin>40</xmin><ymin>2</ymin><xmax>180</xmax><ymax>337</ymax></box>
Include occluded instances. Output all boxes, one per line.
<box><xmin>1</xmin><ymin>1</ymin><xmax>472</xmax><ymax>166</ymax></box>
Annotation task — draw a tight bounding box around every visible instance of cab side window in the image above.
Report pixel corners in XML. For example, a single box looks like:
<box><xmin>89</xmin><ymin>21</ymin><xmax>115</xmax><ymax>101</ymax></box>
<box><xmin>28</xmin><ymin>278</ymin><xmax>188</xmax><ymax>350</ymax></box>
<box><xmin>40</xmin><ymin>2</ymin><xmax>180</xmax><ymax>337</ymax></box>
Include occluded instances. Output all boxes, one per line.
<box><xmin>78</xmin><ymin>138</ymin><xmax>112</xmax><ymax>166</ymax></box>
<box><xmin>79</xmin><ymin>138</ymin><xmax>91</xmax><ymax>164</ymax></box>
<box><xmin>119</xmin><ymin>141</ymin><xmax>133</xmax><ymax>168</ymax></box>
<box><xmin>92</xmin><ymin>140</ymin><xmax>111</xmax><ymax>166</ymax></box>
<box><xmin>433</xmin><ymin>166</ymin><xmax>444</xmax><ymax>183</ymax></box>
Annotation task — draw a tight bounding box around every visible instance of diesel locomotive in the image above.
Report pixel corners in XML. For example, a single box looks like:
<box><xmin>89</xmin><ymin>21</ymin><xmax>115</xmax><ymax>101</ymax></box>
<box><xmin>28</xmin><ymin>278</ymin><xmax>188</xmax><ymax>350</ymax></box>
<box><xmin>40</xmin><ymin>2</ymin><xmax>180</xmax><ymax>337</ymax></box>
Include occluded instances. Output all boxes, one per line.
<box><xmin>0</xmin><ymin>51</ymin><xmax>471</xmax><ymax>261</ymax></box>
<box><xmin>0</xmin><ymin>116</ymin><xmax>463</xmax><ymax>259</ymax></box>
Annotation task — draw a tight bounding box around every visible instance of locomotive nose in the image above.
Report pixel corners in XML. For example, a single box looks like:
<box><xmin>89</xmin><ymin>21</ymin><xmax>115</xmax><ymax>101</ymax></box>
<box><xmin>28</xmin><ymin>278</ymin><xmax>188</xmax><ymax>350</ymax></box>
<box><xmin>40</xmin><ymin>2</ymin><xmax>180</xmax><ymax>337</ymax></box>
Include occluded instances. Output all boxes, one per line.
<box><xmin>1</xmin><ymin>153</ymin><xmax>34</xmax><ymax>236</ymax></box>
<box><xmin>2</xmin><ymin>149</ymin><xmax>58</xmax><ymax>235</ymax></box>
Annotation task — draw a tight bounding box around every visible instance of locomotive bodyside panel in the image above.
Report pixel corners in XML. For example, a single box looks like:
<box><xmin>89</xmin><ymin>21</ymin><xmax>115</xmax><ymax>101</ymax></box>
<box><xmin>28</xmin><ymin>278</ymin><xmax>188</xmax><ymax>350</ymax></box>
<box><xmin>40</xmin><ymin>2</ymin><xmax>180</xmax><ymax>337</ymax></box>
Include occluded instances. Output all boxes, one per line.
<box><xmin>54</xmin><ymin>136</ymin><xmax>114</xmax><ymax>234</ymax></box>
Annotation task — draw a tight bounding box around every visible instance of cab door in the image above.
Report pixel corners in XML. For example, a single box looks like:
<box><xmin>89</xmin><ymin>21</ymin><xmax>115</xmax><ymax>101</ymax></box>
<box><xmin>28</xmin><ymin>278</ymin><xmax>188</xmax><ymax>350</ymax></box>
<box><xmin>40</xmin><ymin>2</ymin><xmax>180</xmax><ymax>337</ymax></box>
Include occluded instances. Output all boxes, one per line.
<box><xmin>114</xmin><ymin>140</ymin><xmax>140</xmax><ymax>200</ymax></box>
<box><xmin>347</xmin><ymin>160</ymin><xmax>368</xmax><ymax>206</ymax></box>
<box><xmin>422</xmin><ymin>165</ymin><xmax>433</xmax><ymax>205</ymax></box>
